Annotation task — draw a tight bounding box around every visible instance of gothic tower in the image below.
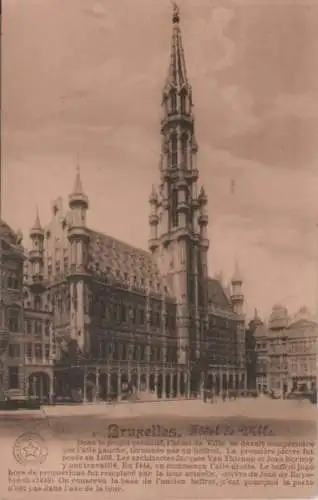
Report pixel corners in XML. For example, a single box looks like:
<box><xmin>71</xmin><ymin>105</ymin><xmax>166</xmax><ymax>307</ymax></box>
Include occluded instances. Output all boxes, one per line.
<box><xmin>68</xmin><ymin>166</ymin><xmax>90</xmax><ymax>353</ymax></box>
<box><xmin>149</xmin><ymin>4</ymin><xmax>209</xmax><ymax>367</ymax></box>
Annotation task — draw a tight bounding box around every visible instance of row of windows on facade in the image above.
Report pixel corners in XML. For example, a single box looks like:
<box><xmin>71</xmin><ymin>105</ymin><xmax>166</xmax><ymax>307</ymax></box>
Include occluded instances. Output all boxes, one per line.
<box><xmin>257</xmin><ymin>338</ymin><xmax>317</xmax><ymax>353</ymax></box>
<box><xmin>258</xmin><ymin>359</ymin><xmax>316</xmax><ymax>374</ymax></box>
<box><xmin>290</xmin><ymin>359</ymin><xmax>316</xmax><ymax>372</ymax></box>
<box><xmin>8</xmin><ymin>343</ymin><xmax>51</xmax><ymax>359</ymax></box>
<box><xmin>98</xmin><ymin>341</ymin><xmax>178</xmax><ymax>363</ymax></box>
<box><xmin>24</xmin><ymin>296</ymin><xmax>48</xmax><ymax>312</ymax></box>
<box><xmin>24</xmin><ymin>257</ymin><xmax>70</xmax><ymax>281</ymax></box>
<box><xmin>6</xmin><ymin>309</ymin><xmax>51</xmax><ymax>336</ymax></box>
<box><xmin>93</xmin><ymin>301</ymin><xmax>176</xmax><ymax>330</ymax></box>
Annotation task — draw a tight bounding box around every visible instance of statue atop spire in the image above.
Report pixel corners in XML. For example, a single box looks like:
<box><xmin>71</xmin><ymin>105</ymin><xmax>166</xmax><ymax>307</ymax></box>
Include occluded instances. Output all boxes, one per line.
<box><xmin>172</xmin><ymin>2</ymin><xmax>180</xmax><ymax>24</ymax></box>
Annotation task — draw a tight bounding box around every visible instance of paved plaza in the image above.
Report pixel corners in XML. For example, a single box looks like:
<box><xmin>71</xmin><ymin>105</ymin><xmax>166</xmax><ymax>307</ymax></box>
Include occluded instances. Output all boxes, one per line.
<box><xmin>0</xmin><ymin>396</ymin><xmax>316</xmax><ymax>422</ymax></box>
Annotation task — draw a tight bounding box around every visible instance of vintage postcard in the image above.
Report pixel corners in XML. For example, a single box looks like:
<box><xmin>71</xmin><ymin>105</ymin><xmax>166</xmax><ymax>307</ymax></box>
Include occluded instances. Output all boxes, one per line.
<box><xmin>0</xmin><ymin>0</ymin><xmax>317</xmax><ymax>499</ymax></box>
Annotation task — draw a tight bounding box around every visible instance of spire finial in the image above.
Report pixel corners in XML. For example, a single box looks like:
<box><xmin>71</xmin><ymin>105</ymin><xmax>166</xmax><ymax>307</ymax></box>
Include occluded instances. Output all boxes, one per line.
<box><xmin>31</xmin><ymin>204</ymin><xmax>42</xmax><ymax>232</ymax></box>
<box><xmin>232</xmin><ymin>261</ymin><xmax>243</xmax><ymax>284</ymax></box>
<box><xmin>172</xmin><ymin>2</ymin><xmax>180</xmax><ymax>24</ymax></box>
<box><xmin>76</xmin><ymin>152</ymin><xmax>80</xmax><ymax>174</ymax></box>
<box><xmin>73</xmin><ymin>156</ymin><xmax>84</xmax><ymax>196</ymax></box>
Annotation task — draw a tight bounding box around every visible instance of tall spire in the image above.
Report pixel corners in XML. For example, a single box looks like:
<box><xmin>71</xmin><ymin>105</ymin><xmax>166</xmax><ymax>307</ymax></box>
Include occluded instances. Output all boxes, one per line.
<box><xmin>30</xmin><ymin>206</ymin><xmax>44</xmax><ymax>236</ymax></box>
<box><xmin>232</xmin><ymin>261</ymin><xmax>243</xmax><ymax>284</ymax></box>
<box><xmin>73</xmin><ymin>159</ymin><xmax>84</xmax><ymax>196</ymax></box>
<box><xmin>33</xmin><ymin>206</ymin><xmax>42</xmax><ymax>231</ymax></box>
<box><xmin>69</xmin><ymin>161</ymin><xmax>88</xmax><ymax>209</ymax></box>
<box><xmin>164</xmin><ymin>3</ymin><xmax>191</xmax><ymax>97</ymax></box>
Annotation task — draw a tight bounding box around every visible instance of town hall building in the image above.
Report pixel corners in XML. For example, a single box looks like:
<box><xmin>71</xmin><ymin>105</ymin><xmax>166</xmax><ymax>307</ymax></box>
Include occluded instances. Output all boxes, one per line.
<box><xmin>0</xmin><ymin>5</ymin><xmax>246</xmax><ymax>402</ymax></box>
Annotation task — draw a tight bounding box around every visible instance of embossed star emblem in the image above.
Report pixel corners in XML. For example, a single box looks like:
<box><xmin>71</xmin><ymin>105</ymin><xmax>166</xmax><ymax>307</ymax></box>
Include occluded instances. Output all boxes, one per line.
<box><xmin>22</xmin><ymin>439</ymin><xmax>41</xmax><ymax>458</ymax></box>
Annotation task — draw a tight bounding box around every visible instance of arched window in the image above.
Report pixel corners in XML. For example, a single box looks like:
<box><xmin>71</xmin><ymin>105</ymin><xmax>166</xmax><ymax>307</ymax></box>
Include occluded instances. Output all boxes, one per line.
<box><xmin>34</xmin><ymin>296</ymin><xmax>42</xmax><ymax>311</ymax></box>
<box><xmin>170</xmin><ymin>133</ymin><xmax>178</xmax><ymax>169</ymax></box>
<box><xmin>181</xmin><ymin>133</ymin><xmax>188</xmax><ymax>169</ymax></box>
<box><xmin>171</xmin><ymin>188</ymin><xmax>178</xmax><ymax>227</ymax></box>
<box><xmin>170</xmin><ymin>90</ymin><xmax>177</xmax><ymax>114</ymax></box>
<box><xmin>180</xmin><ymin>91</ymin><xmax>186</xmax><ymax>114</ymax></box>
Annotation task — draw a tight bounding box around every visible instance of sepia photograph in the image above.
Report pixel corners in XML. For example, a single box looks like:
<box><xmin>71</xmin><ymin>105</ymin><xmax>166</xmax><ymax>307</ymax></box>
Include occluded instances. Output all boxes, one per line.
<box><xmin>0</xmin><ymin>0</ymin><xmax>317</xmax><ymax>498</ymax></box>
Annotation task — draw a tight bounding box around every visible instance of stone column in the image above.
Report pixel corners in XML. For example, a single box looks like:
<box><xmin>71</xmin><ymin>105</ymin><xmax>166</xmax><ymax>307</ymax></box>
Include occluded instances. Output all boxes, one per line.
<box><xmin>32</xmin><ymin>376</ymin><xmax>37</xmax><ymax>398</ymax></box>
<box><xmin>49</xmin><ymin>373</ymin><xmax>54</xmax><ymax>403</ymax></box>
<box><xmin>107</xmin><ymin>369</ymin><xmax>111</xmax><ymax>397</ymax></box>
<box><xmin>95</xmin><ymin>367</ymin><xmax>100</xmax><ymax>402</ymax></box>
<box><xmin>170</xmin><ymin>372</ymin><xmax>174</xmax><ymax>398</ymax></box>
<box><xmin>117</xmin><ymin>370</ymin><xmax>121</xmax><ymax>401</ymax></box>
<box><xmin>154</xmin><ymin>370</ymin><xmax>159</xmax><ymax>398</ymax></box>
<box><xmin>200</xmin><ymin>372</ymin><xmax>205</xmax><ymax>400</ymax></box>
<box><xmin>83</xmin><ymin>366</ymin><xmax>87</xmax><ymax>403</ymax></box>
<box><xmin>177</xmin><ymin>371</ymin><xmax>181</xmax><ymax>398</ymax></box>
<box><xmin>186</xmin><ymin>371</ymin><xmax>190</xmax><ymax>398</ymax></box>
<box><xmin>162</xmin><ymin>370</ymin><xmax>166</xmax><ymax>399</ymax></box>
<box><xmin>25</xmin><ymin>374</ymin><xmax>29</xmax><ymax>399</ymax></box>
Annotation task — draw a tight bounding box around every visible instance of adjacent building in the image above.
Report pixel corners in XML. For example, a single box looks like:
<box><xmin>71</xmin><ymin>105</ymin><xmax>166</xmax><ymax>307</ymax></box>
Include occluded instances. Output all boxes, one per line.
<box><xmin>0</xmin><ymin>218</ymin><xmax>54</xmax><ymax>400</ymax></box>
<box><xmin>254</xmin><ymin>305</ymin><xmax>318</xmax><ymax>396</ymax></box>
<box><xmin>1</xmin><ymin>6</ymin><xmax>247</xmax><ymax>401</ymax></box>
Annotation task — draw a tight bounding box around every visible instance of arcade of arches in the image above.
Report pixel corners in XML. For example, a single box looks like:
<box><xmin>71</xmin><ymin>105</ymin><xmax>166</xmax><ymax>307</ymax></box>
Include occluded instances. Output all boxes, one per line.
<box><xmin>22</xmin><ymin>366</ymin><xmax>246</xmax><ymax>402</ymax></box>
<box><xmin>53</xmin><ymin>366</ymin><xmax>246</xmax><ymax>402</ymax></box>
<box><xmin>26</xmin><ymin>370</ymin><xmax>53</xmax><ymax>400</ymax></box>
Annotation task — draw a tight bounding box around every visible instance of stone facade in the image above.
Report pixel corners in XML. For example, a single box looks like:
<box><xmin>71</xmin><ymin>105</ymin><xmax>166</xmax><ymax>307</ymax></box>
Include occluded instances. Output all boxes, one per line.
<box><xmin>254</xmin><ymin>305</ymin><xmax>317</xmax><ymax>396</ymax></box>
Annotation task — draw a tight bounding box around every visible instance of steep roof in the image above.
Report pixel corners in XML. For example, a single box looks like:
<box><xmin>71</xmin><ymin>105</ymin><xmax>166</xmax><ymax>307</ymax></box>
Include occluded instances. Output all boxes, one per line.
<box><xmin>207</xmin><ymin>277</ymin><xmax>232</xmax><ymax>310</ymax></box>
<box><xmin>0</xmin><ymin>219</ymin><xmax>16</xmax><ymax>241</ymax></box>
<box><xmin>87</xmin><ymin>230</ymin><xmax>173</xmax><ymax>297</ymax></box>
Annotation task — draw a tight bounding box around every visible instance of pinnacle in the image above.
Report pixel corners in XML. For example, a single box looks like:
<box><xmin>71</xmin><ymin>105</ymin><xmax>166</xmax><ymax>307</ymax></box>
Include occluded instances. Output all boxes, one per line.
<box><xmin>149</xmin><ymin>185</ymin><xmax>158</xmax><ymax>204</ymax></box>
<box><xmin>32</xmin><ymin>206</ymin><xmax>43</xmax><ymax>231</ymax></box>
<box><xmin>73</xmin><ymin>165</ymin><xmax>85</xmax><ymax>196</ymax></box>
<box><xmin>232</xmin><ymin>262</ymin><xmax>243</xmax><ymax>284</ymax></box>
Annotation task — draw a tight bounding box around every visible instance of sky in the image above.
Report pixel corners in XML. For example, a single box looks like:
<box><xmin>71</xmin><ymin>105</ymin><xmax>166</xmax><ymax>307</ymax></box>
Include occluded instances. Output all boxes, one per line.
<box><xmin>1</xmin><ymin>0</ymin><xmax>318</xmax><ymax>319</ymax></box>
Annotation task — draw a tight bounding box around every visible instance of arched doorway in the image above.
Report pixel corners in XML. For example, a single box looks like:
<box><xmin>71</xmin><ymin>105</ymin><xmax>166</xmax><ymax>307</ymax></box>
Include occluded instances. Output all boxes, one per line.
<box><xmin>28</xmin><ymin>372</ymin><xmax>50</xmax><ymax>401</ymax></box>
